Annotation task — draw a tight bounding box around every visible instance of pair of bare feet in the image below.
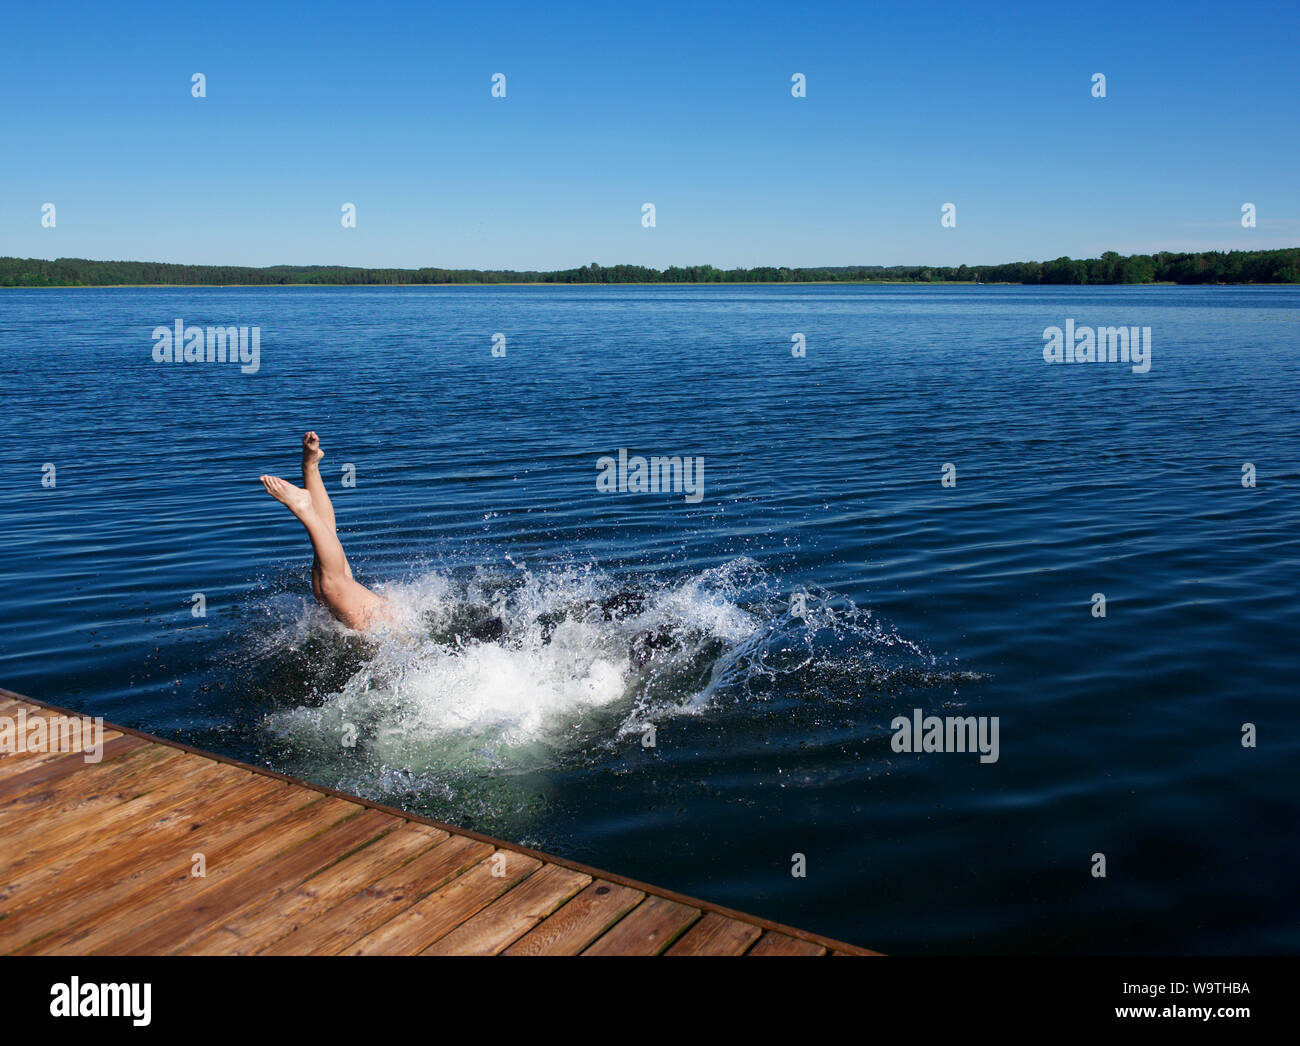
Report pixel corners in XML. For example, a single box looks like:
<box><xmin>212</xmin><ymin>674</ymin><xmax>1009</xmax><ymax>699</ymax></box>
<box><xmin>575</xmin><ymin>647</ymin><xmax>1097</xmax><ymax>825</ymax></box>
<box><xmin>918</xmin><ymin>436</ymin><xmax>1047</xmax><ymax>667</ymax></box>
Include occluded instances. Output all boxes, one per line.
<box><xmin>260</xmin><ymin>432</ymin><xmax>390</xmax><ymax>632</ymax></box>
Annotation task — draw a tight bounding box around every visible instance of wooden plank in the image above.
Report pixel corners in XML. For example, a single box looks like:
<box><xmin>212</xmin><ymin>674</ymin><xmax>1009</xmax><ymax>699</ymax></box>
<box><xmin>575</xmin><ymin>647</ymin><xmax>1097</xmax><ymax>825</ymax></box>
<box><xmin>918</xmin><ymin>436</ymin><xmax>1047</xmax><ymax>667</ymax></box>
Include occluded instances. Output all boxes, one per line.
<box><xmin>180</xmin><ymin>823</ymin><xmax>447</xmax><ymax>955</ymax></box>
<box><xmin>350</xmin><ymin>850</ymin><xmax>540</xmax><ymax>955</ymax></box>
<box><xmin>0</xmin><ymin>763</ymin><xmax>264</xmax><ymax>950</ymax></box>
<box><xmin>0</xmin><ymin>751</ymin><xmax>221</xmax><ymax>892</ymax></box>
<box><xmin>0</xmin><ymin>735</ymin><xmax>138</xmax><ymax>800</ymax></box>
<box><xmin>1</xmin><ymin>702</ymin><xmax>75</xmax><ymax>720</ymax></box>
<box><xmin>0</xmin><ymin>734</ymin><xmax>140</xmax><ymax>797</ymax></box>
<box><xmin>0</xmin><ymin>745</ymin><xmax>81</xmax><ymax>779</ymax></box>
<box><xmin>1</xmin><ymin>752</ymin><xmax>241</xmax><ymax>853</ymax></box>
<box><xmin>1</xmin><ymin>742</ymin><xmax>191</xmax><ymax>805</ymax></box>
<box><xmin>0</xmin><ymin>704</ymin><xmax>120</xmax><ymax>775</ymax></box>
<box><xmin>2</xmin><ymin>783</ymin><xmax>319</xmax><ymax>953</ymax></box>
<box><xmin>260</xmin><ymin>833</ymin><xmax>493</xmax><ymax>955</ymax></box>
<box><xmin>0</xmin><ymin>773</ymin><xmax>300</xmax><ymax>913</ymax></box>
<box><xmin>39</xmin><ymin>796</ymin><xmax>368</xmax><ymax>955</ymax></box>
<box><xmin>1</xmin><ymin>780</ymin><xmax>304</xmax><ymax>953</ymax></box>
<box><xmin>582</xmin><ymin>896</ymin><xmax>701</xmax><ymax>956</ymax></box>
<box><xmin>118</xmin><ymin>808</ymin><xmax>399</xmax><ymax>955</ymax></box>
<box><xmin>0</xmin><ymin>746</ymin><xmax>192</xmax><ymax>831</ymax></box>
<box><xmin>422</xmin><ymin>863</ymin><xmax>591</xmax><ymax>955</ymax></box>
<box><xmin>747</xmin><ymin>931</ymin><xmax>828</xmax><ymax>956</ymax></box>
<box><xmin>0</xmin><ymin>765</ymin><xmax>271</xmax><ymax>912</ymax></box>
<box><xmin>504</xmin><ymin>879</ymin><xmax>645</xmax><ymax>955</ymax></box>
<box><xmin>0</xmin><ymin>748</ymin><xmax>64</xmax><ymax>779</ymax></box>
<box><xmin>0</xmin><ymin>700</ymin><xmax>42</xmax><ymax>764</ymax></box>
<box><xmin>0</xmin><ymin>689</ymin><xmax>878</xmax><ymax>957</ymax></box>
<box><xmin>666</xmin><ymin>911</ymin><xmax>763</xmax><ymax>955</ymax></box>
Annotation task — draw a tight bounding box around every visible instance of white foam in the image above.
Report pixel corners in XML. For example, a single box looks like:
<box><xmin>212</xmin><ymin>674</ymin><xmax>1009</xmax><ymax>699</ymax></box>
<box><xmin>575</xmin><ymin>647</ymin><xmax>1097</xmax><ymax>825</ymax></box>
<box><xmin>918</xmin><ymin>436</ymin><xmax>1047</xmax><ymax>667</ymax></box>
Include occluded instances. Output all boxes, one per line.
<box><xmin>257</xmin><ymin>557</ymin><xmax>941</xmax><ymax>786</ymax></box>
<box><xmin>262</xmin><ymin>561</ymin><xmax>753</xmax><ymax>770</ymax></box>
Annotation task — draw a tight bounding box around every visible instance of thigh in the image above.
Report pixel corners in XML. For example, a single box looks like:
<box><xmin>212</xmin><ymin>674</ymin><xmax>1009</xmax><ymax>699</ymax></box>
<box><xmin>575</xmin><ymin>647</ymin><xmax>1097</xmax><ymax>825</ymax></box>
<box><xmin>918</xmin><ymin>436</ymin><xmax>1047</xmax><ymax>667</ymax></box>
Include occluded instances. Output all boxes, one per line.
<box><xmin>332</xmin><ymin>576</ymin><xmax>387</xmax><ymax>630</ymax></box>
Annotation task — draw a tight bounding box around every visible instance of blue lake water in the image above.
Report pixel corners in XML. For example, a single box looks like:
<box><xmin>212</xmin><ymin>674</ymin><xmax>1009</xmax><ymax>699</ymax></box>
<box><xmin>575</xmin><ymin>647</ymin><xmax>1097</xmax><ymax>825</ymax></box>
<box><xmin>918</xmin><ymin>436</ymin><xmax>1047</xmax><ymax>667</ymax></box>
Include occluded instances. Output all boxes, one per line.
<box><xmin>0</xmin><ymin>283</ymin><xmax>1296</xmax><ymax>953</ymax></box>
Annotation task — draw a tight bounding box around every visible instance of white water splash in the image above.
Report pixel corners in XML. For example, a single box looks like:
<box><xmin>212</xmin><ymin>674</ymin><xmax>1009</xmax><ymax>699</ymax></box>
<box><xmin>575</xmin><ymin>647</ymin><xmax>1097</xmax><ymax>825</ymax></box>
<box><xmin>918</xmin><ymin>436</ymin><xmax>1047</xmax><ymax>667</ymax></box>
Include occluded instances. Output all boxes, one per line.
<box><xmin>253</xmin><ymin>558</ymin><xmax>958</xmax><ymax>801</ymax></box>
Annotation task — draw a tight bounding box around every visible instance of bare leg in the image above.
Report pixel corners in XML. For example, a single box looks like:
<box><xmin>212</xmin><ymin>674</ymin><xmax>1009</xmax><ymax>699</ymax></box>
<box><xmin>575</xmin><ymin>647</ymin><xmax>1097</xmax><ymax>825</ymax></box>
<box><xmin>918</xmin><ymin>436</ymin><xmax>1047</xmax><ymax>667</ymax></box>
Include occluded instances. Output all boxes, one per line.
<box><xmin>300</xmin><ymin>431</ymin><xmax>352</xmax><ymax>594</ymax></box>
<box><xmin>301</xmin><ymin>431</ymin><xmax>337</xmax><ymax>533</ymax></box>
<box><xmin>260</xmin><ymin>473</ymin><xmax>389</xmax><ymax>632</ymax></box>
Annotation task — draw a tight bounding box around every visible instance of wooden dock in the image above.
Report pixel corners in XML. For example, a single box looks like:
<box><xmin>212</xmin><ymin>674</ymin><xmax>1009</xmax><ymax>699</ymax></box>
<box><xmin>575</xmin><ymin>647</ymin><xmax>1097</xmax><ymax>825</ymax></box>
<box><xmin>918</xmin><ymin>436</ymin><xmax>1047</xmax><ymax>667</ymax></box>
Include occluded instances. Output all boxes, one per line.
<box><xmin>0</xmin><ymin>689</ymin><xmax>876</xmax><ymax>956</ymax></box>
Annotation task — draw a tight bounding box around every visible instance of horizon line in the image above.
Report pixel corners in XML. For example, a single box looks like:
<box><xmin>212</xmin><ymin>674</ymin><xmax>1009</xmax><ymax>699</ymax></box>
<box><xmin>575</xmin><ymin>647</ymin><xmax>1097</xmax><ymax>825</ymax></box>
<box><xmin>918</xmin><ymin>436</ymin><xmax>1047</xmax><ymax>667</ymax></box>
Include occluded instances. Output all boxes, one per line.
<box><xmin>5</xmin><ymin>245</ymin><xmax>1300</xmax><ymax>274</ymax></box>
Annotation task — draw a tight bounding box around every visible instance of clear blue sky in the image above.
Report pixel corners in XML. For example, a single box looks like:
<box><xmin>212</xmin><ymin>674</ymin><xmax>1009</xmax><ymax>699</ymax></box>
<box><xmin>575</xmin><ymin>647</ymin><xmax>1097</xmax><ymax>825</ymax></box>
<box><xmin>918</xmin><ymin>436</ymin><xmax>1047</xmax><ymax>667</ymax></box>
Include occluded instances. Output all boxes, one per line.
<box><xmin>2</xmin><ymin>0</ymin><xmax>1296</xmax><ymax>270</ymax></box>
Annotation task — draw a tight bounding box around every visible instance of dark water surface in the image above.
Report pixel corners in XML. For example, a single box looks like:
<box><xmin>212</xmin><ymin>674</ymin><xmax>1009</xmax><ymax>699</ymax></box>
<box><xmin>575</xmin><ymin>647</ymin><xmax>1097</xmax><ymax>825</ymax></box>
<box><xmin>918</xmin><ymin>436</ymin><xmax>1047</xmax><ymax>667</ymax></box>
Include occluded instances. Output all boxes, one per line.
<box><xmin>1</xmin><ymin>284</ymin><xmax>1296</xmax><ymax>953</ymax></box>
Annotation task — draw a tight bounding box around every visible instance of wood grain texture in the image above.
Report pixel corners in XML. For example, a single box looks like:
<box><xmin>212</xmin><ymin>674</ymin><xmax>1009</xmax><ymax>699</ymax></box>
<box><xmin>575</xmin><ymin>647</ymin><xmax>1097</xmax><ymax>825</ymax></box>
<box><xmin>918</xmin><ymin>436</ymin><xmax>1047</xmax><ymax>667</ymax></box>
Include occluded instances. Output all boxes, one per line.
<box><xmin>422</xmin><ymin>863</ymin><xmax>591</xmax><ymax>955</ymax></box>
<box><xmin>665</xmin><ymin>912</ymin><xmax>763</xmax><ymax>955</ymax></box>
<box><xmin>582</xmin><ymin>896</ymin><xmax>701</xmax><ymax>955</ymax></box>
<box><xmin>504</xmin><ymin>879</ymin><xmax>645</xmax><ymax>955</ymax></box>
<box><xmin>0</xmin><ymin>694</ymin><xmax>875</xmax><ymax>956</ymax></box>
<box><xmin>747</xmin><ymin>931</ymin><xmax>828</xmax><ymax>956</ymax></box>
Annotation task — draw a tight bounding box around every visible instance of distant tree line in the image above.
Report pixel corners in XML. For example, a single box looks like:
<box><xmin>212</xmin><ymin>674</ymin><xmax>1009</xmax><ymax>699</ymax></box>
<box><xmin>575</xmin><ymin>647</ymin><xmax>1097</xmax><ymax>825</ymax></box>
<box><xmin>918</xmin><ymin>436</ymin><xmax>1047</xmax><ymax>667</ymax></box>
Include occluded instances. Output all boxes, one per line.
<box><xmin>1</xmin><ymin>249</ymin><xmax>1297</xmax><ymax>287</ymax></box>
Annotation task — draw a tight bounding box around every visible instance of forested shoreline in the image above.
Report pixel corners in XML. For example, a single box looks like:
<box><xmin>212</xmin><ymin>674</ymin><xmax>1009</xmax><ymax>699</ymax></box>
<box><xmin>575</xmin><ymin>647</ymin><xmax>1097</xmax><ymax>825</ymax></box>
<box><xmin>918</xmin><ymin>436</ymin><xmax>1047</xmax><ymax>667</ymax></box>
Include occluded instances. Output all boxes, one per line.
<box><xmin>2</xmin><ymin>248</ymin><xmax>1297</xmax><ymax>287</ymax></box>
